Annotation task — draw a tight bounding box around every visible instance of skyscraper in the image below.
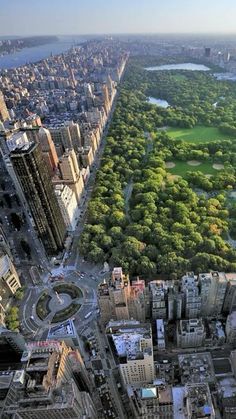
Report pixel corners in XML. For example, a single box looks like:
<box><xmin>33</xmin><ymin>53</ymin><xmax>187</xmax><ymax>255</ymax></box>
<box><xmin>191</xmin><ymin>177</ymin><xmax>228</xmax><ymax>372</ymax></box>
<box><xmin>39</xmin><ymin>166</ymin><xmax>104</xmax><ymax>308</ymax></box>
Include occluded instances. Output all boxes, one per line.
<box><xmin>1</xmin><ymin>341</ymin><xmax>96</xmax><ymax>419</ymax></box>
<box><xmin>10</xmin><ymin>142</ymin><xmax>66</xmax><ymax>255</ymax></box>
<box><xmin>106</xmin><ymin>320</ymin><xmax>155</xmax><ymax>386</ymax></box>
<box><xmin>38</xmin><ymin>126</ymin><xmax>59</xmax><ymax>173</ymax></box>
<box><xmin>0</xmin><ymin>91</ymin><xmax>10</xmax><ymax>122</ymax></box>
<box><xmin>57</xmin><ymin>149</ymin><xmax>84</xmax><ymax>204</ymax></box>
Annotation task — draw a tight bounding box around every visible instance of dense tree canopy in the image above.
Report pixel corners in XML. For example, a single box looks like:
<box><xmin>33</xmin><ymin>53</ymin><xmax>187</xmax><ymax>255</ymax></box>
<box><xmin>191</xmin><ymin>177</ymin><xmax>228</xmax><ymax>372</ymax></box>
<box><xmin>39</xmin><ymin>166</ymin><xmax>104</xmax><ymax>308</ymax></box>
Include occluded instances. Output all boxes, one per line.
<box><xmin>79</xmin><ymin>56</ymin><xmax>236</xmax><ymax>277</ymax></box>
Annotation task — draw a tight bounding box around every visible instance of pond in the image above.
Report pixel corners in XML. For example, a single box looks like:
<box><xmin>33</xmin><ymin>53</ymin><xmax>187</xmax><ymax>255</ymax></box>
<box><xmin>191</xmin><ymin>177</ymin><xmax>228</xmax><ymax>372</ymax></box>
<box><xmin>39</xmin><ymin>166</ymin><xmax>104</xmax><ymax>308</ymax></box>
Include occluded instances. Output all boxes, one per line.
<box><xmin>145</xmin><ymin>63</ymin><xmax>210</xmax><ymax>71</ymax></box>
<box><xmin>148</xmin><ymin>97</ymin><xmax>169</xmax><ymax>108</ymax></box>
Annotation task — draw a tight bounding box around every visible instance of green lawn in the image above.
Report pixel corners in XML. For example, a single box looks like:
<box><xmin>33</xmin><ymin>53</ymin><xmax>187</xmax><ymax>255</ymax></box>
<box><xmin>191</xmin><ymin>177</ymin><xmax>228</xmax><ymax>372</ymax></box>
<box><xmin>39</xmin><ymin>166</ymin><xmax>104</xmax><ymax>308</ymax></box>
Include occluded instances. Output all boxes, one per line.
<box><xmin>167</xmin><ymin>126</ymin><xmax>234</xmax><ymax>144</ymax></box>
<box><xmin>168</xmin><ymin>161</ymin><xmax>222</xmax><ymax>177</ymax></box>
<box><xmin>170</xmin><ymin>74</ymin><xmax>187</xmax><ymax>82</ymax></box>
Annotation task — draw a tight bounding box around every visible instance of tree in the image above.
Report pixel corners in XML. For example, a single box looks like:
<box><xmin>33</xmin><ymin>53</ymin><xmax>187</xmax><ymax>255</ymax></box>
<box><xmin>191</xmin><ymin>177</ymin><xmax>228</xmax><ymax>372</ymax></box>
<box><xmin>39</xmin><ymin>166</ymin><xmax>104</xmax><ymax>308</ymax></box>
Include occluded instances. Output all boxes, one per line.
<box><xmin>138</xmin><ymin>256</ymin><xmax>157</xmax><ymax>276</ymax></box>
<box><xmin>15</xmin><ymin>288</ymin><xmax>24</xmax><ymax>300</ymax></box>
<box><xmin>87</xmin><ymin>245</ymin><xmax>105</xmax><ymax>263</ymax></box>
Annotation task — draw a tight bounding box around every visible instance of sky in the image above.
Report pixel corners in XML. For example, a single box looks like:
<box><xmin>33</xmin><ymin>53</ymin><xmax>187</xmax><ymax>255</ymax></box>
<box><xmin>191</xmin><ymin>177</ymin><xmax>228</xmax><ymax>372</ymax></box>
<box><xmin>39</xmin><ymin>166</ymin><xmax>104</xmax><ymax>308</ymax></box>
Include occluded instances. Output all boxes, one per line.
<box><xmin>1</xmin><ymin>0</ymin><xmax>236</xmax><ymax>36</ymax></box>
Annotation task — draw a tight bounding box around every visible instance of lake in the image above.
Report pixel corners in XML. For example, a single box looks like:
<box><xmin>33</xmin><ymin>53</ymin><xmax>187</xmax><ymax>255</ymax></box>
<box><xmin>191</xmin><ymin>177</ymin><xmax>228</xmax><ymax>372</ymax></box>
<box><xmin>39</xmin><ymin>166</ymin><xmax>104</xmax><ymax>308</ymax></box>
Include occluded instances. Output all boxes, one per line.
<box><xmin>145</xmin><ymin>63</ymin><xmax>210</xmax><ymax>72</ymax></box>
<box><xmin>148</xmin><ymin>97</ymin><xmax>169</xmax><ymax>108</ymax></box>
<box><xmin>0</xmin><ymin>35</ymin><xmax>87</xmax><ymax>69</ymax></box>
<box><xmin>214</xmin><ymin>73</ymin><xmax>236</xmax><ymax>81</ymax></box>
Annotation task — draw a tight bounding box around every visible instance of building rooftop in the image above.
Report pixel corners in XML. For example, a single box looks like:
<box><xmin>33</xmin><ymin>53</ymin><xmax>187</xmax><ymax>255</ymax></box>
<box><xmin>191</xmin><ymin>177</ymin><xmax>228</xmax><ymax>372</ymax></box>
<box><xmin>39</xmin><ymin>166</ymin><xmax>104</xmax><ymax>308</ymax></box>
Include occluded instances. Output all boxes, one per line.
<box><xmin>0</xmin><ymin>252</ymin><xmax>11</xmax><ymax>277</ymax></box>
<box><xmin>172</xmin><ymin>386</ymin><xmax>185</xmax><ymax>419</ymax></box>
<box><xmin>178</xmin><ymin>353</ymin><xmax>215</xmax><ymax>385</ymax></box>
<box><xmin>141</xmin><ymin>387</ymin><xmax>157</xmax><ymax>399</ymax></box>
<box><xmin>47</xmin><ymin>319</ymin><xmax>76</xmax><ymax>339</ymax></box>
<box><xmin>156</xmin><ymin>319</ymin><xmax>165</xmax><ymax>340</ymax></box>
<box><xmin>218</xmin><ymin>377</ymin><xmax>236</xmax><ymax>399</ymax></box>
<box><xmin>108</xmin><ymin>321</ymin><xmax>152</xmax><ymax>360</ymax></box>
<box><xmin>185</xmin><ymin>383</ymin><xmax>214</xmax><ymax>418</ymax></box>
<box><xmin>10</xmin><ymin>140</ymin><xmax>35</xmax><ymax>154</ymax></box>
<box><xmin>179</xmin><ymin>318</ymin><xmax>204</xmax><ymax>334</ymax></box>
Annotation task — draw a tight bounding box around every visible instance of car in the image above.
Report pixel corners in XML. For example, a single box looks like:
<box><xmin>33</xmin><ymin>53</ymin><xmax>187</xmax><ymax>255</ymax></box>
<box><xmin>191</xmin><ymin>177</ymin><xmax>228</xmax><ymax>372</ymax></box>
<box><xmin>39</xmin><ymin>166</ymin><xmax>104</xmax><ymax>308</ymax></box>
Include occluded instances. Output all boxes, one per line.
<box><xmin>84</xmin><ymin>311</ymin><xmax>92</xmax><ymax>319</ymax></box>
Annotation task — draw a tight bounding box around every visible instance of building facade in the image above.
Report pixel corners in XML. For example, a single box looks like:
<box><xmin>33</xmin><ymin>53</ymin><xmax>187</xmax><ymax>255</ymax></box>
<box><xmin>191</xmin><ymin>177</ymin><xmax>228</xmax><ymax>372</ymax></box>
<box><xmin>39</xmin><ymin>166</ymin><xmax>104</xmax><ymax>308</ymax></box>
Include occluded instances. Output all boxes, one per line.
<box><xmin>0</xmin><ymin>91</ymin><xmax>10</xmax><ymax>122</ymax></box>
<box><xmin>177</xmin><ymin>318</ymin><xmax>206</xmax><ymax>349</ymax></box>
<box><xmin>11</xmin><ymin>142</ymin><xmax>66</xmax><ymax>255</ymax></box>
<box><xmin>54</xmin><ymin>184</ymin><xmax>79</xmax><ymax>231</ymax></box>
<box><xmin>107</xmin><ymin>320</ymin><xmax>155</xmax><ymax>386</ymax></box>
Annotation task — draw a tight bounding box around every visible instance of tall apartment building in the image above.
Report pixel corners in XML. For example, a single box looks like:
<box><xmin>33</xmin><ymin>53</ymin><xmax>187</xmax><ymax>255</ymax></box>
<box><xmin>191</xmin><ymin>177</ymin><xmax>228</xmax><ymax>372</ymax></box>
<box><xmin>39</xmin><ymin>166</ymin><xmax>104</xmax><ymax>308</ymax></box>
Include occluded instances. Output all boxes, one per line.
<box><xmin>65</xmin><ymin>121</ymin><xmax>82</xmax><ymax>151</ymax></box>
<box><xmin>223</xmin><ymin>274</ymin><xmax>236</xmax><ymax>314</ymax></box>
<box><xmin>57</xmin><ymin>149</ymin><xmax>84</xmax><ymax>204</ymax></box>
<box><xmin>199</xmin><ymin>272</ymin><xmax>227</xmax><ymax>317</ymax></box>
<box><xmin>11</xmin><ymin>142</ymin><xmax>66</xmax><ymax>255</ymax></box>
<box><xmin>128</xmin><ymin>278</ymin><xmax>146</xmax><ymax>323</ymax></box>
<box><xmin>168</xmin><ymin>288</ymin><xmax>183</xmax><ymax>320</ymax></box>
<box><xmin>98</xmin><ymin>267</ymin><xmax>130</xmax><ymax>325</ymax></box>
<box><xmin>79</xmin><ymin>145</ymin><xmax>94</xmax><ymax>167</ymax></box>
<box><xmin>38</xmin><ymin>126</ymin><xmax>59</xmax><ymax>173</ymax></box>
<box><xmin>49</xmin><ymin>121</ymin><xmax>81</xmax><ymax>156</ymax></box>
<box><xmin>128</xmin><ymin>384</ymin><xmax>173</xmax><ymax>419</ymax></box>
<box><xmin>0</xmin><ymin>251</ymin><xmax>21</xmax><ymax>300</ymax></box>
<box><xmin>2</xmin><ymin>340</ymin><xmax>96</xmax><ymax>419</ymax></box>
<box><xmin>0</xmin><ymin>91</ymin><xmax>10</xmax><ymax>122</ymax></box>
<box><xmin>177</xmin><ymin>318</ymin><xmax>206</xmax><ymax>349</ymax></box>
<box><xmin>181</xmin><ymin>273</ymin><xmax>201</xmax><ymax>318</ymax></box>
<box><xmin>107</xmin><ymin>320</ymin><xmax>155</xmax><ymax>386</ymax></box>
<box><xmin>226</xmin><ymin>311</ymin><xmax>236</xmax><ymax>346</ymax></box>
<box><xmin>150</xmin><ymin>281</ymin><xmax>167</xmax><ymax>320</ymax></box>
<box><xmin>54</xmin><ymin>184</ymin><xmax>79</xmax><ymax>231</ymax></box>
<box><xmin>98</xmin><ymin>268</ymin><xmax>147</xmax><ymax>325</ymax></box>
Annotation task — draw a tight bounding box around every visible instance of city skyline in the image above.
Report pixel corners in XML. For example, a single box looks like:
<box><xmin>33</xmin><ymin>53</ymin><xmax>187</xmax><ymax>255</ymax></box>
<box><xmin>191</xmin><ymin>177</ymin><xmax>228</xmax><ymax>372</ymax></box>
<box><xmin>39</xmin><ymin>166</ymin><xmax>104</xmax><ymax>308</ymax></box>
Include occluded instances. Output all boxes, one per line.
<box><xmin>1</xmin><ymin>0</ymin><xmax>236</xmax><ymax>36</ymax></box>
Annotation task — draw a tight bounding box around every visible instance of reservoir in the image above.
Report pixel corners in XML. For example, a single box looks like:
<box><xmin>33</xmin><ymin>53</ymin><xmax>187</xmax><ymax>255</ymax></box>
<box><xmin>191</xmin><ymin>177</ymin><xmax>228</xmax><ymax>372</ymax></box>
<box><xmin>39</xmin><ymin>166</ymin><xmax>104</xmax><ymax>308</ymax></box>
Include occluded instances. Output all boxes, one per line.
<box><xmin>145</xmin><ymin>63</ymin><xmax>210</xmax><ymax>71</ymax></box>
<box><xmin>148</xmin><ymin>97</ymin><xmax>169</xmax><ymax>108</ymax></box>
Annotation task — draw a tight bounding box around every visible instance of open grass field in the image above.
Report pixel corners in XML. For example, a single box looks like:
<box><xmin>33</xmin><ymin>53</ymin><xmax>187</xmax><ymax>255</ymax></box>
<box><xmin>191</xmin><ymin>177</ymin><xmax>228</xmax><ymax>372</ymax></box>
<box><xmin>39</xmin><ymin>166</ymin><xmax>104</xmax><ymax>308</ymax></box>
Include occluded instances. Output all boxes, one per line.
<box><xmin>167</xmin><ymin>160</ymin><xmax>222</xmax><ymax>177</ymax></box>
<box><xmin>167</xmin><ymin>126</ymin><xmax>234</xmax><ymax>144</ymax></box>
<box><xmin>170</xmin><ymin>74</ymin><xmax>187</xmax><ymax>82</ymax></box>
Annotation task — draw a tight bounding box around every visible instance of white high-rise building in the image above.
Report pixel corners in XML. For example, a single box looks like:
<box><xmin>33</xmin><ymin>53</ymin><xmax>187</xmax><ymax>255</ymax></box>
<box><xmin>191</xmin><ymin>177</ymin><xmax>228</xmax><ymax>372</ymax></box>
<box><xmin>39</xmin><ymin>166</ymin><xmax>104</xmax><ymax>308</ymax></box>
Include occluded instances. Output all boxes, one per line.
<box><xmin>54</xmin><ymin>184</ymin><xmax>79</xmax><ymax>231</ymax></box>
<box><xmin>177</xmin><ymin>318</ymin><xmax>206</xmax><ymax>349</ymax></box>
<box><xmin>107</xmin><ymin>320</ymin><xmax>155</xmax><ymax>386</ymax></box>
<box><xmin>57</xmin><ymin>149</ymin><xmax>84</xmax><ymax>204</ymax></box>
<box><xmin>199</xmin><ymin>272</ymin><xmax>227</xmax><ymax>317</ymax></box>
<box><xmin>181</xmin><ymin>273</ymin><xmax>201</xmax><ymax>318</ymax></box>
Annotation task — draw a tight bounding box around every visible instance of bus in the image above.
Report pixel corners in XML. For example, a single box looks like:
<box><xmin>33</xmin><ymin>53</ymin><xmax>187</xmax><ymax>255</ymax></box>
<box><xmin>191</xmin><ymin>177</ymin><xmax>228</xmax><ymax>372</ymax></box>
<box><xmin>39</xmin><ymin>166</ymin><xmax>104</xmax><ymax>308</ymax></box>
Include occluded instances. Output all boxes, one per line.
<box><xmin>84</xmin><ymin>311</ymin><xmax>92</xmax><ymax>320</ymax></box>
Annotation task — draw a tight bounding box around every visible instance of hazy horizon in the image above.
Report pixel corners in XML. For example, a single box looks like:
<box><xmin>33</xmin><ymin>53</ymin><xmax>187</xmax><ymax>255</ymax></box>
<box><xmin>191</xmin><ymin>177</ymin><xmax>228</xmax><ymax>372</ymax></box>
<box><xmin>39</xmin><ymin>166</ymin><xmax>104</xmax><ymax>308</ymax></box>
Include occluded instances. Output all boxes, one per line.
<box><xmin>1</xmin><ymin>0</ymin><xmax>236</xmax><ymax>37</ymax></box>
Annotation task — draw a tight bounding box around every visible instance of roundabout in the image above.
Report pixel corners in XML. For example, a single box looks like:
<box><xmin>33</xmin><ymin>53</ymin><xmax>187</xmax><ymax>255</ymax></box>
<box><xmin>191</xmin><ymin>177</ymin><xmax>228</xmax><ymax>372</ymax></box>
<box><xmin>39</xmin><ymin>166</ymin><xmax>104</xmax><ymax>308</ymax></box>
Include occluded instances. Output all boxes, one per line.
<box><xmin>21</xmin><ymin>263</ymin><xmax>107</xmax><ymax>337</ymax></box>
<box><xmin>35</xmin><ymin>282</ymin><xmax>83</xmax><ymax>324</ymax></box>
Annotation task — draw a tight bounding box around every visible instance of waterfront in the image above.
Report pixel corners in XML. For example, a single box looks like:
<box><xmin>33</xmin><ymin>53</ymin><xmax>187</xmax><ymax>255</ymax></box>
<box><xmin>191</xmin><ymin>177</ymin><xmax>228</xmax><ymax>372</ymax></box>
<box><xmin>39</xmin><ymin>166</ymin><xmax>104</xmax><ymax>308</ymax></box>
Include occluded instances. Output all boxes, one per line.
<box><xmin>145</xmin><ymin>63</ymin><xmax>210</xmax><ymax>71</ymax></box>
<box><xmin>0</xmin><ymin>35</ymin><xmax>87</xmax><ymax>69</ymax></box>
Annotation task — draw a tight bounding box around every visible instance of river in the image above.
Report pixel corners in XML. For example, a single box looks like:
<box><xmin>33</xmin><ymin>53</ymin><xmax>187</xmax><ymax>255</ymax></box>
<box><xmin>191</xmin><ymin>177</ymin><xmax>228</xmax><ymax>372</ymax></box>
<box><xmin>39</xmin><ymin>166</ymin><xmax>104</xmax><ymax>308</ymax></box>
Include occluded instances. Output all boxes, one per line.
<box><xmin>0</xmin><ymin>35</ymin><xmax>88</xmax><ymax>70</ymax></box>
